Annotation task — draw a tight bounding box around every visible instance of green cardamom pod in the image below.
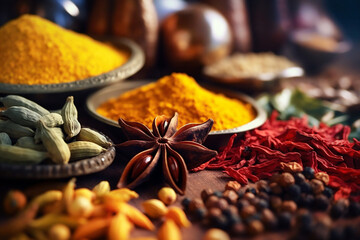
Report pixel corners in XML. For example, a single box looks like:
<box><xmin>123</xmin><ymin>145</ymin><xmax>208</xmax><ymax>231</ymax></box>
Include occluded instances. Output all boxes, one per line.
<box><xmin>0</xmin><ymin>95</ymin><xmax>50</xmax><ymax>116</ymax></box>
<box><xmin>76</xmin><ymin>128</ymin><xmax>111</xmax><ymax>148</ymax></box>
<box><xmin>15</xmin><ymin>136</ymin><xmax>46</xmax><ymax>151</ymax></box>
<box><xmin>0</xmin><ymin>132</ymin><xmax>12</xmax><ymax>145</ymax></box>
<box><xmin>0</xmin><ymin>144</ymin><xmax>48</xmax><ymax>164</ymax></box>
<box><xmin>34</xmin><ymin>127</ymin><xmax>64</xmax><ymax>144</ymax></box>
<box><xmin>68</xmin><ymin>141</ymin><xmax>106</xmax><ymax>161</ymax></box>
<box><xmin>0</xmin><ymin>119</ymin><xmax>35</xmax><ymax>139</ymax></box>
<box><xmin>0</xmin><ymin>106</ymin><xmax>41</xmax><ymax>128</ymax></box>
<box><xmin>61</xmin><ymin>96</ymin><xmax>81</xmax><ymax>140</ymax></box>
<box><xmin>37</xmin><ymin>120</ymin><xmax>70</xmax><ymax>164</ymax></box>
<box><xmin>40</xmin><ymin>113</ymin><xmax>64</xmax><ymax>127</ymax></box>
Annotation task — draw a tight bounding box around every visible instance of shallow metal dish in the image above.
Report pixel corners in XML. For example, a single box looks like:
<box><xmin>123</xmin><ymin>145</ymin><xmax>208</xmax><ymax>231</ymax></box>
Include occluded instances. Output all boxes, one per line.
<box><xmin>203</xmin><ymin>66</ymin><xmax>304</xmax><ymax>93</ymax></box>
<box><xmin>0</xmin><ymin>38</ymin><xmax>144</xmax><ymax>94</ymax></box>
<box><xmin>86</xmin><ymin>80</ymin><xmax>267</xmax><ymax>150</ymax></box>
<box><xmin>0</xmin><ymin>134</ymin><xmax>115</xmax><ymax>179</ymax></box>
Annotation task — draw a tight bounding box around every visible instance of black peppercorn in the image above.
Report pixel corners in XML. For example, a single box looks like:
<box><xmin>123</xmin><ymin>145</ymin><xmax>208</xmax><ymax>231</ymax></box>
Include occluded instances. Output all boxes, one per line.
<box><xmin>240</xmin><ymin>205</ymin><xmax>256</xmax><ymax>219</ymax></box>
<box><xmin>201</xmin><ymin>189</ymin><xmax>213</xmax><ymax>202</ymax></box>
<box><xmin>194</xmin><ymin>207</ymin><xmax>207</xmax><ymax>220</ymax></box>
<box><xmin>284</xmin><ymin>184</ymin><xmax>301</xmax><ymax>201</ymax></box>
<box><xmin>245</xmin><ymin>187</ymin><xmax>257</xmax><ymax>195</ymax></box>
<box><xmin>303</xmin><ymin>167</ymin><xmax>315</xmax><ymax>180</ymax></box>
<box><xmin>309</xmin><ymin>223</ymin><xmax>329</xmax><ymax>240</ymax></box>
<box><xmin>244</xmin><ymin>192</ymin><xmax>256</xmax><ymax>201</ymax></box>
<box><xmin>211</xmin><ymin>214</ymin><xmax>228</xmax><ymax>229</ymax></box>
<box><xmin>294</xmin><ymin>172</ymin><xmax>306</xmax><ymax>184</ymax></box>
<box><xmin>189</xmin><ymin>198</ymin><xmax>205</xmax><ymax>213</ymax></box>
<box><xmin>347</xmin><ymin>201</ymin><xmax>360</xmax><ymax>218</ymax></box>
<box><xmin>181</xmin><ymin>197</ymin><xmax>191</xmax><ymax>210</ymax></box>
<box><xmin>213</xmin><ymin>190</ymin><xmax>223</xmax><ymax>198</ymax></box>
<box><xmin>298</xmin><ymin>194</ymin><xmax>314</xmax><ymax>208</ymax></box>
<box><xmin>237</xmin><ymin>199</ymin><xmax>250</xmax><ymax>211</ymax></box>
<box><xmin>226</xmin><ymin>213</ymin><xmax>242</xmax><ymax>226</ymax></box>
<box><xmin>247</xmin><ymin>220</ymin><xmax>264</xmax><ymax>235</ymax></box>
<box><xmin>310</xmin><ymin>179</ymin><xmax>325</xmax><ymax>195</ymax></box>
<box><xmin>278</xmin><ymin>212</ymin><xmax>293</xmax><ymax>230</ymax></box>
<box><xmin>255</xmin><ymin>199</ymin><xmax>269</xmax><ymax>211</ymax></box>
<box><xmin>299</xmin><ymin>182</ymin><xmax>312</xmax><ymax>194</ymax></box>
<box><xmin>296</xmin><ymin>209</ymin><xmax>312</xmax><ymax>233</ymax></box>
<box><xmin>314</xmin><ymin>195</ymin><xmax>329</xmax><ymax>211</ymax></box>
<box><xmin>269</xmin><ymin>182</ymin><xmax>283</xmax><ymax>195</ymax></box>
<box><xmin>223</xmin><ymin>190</ymin><xmax>238</xmax><ymax>204</ymax></box>
<box><xmin>344</xmin><ymin>225</ymin><xmax>357</xmax><ymax>240</ymax></box>
<box><xmin>330</xmin><ymin>200</ymin><xmax>347</xmax><ymax>219</ymax></box>
<box><xmin>329</xmin><ymin>228</ymin><xmax>344</xmax><ymax>240</ymax></box>
<box><xmin>322</xmin><ymin>187</ymin><xmax>333</xmax><ymax>199</ymax></box>
<box><xmin>279</xmin><ymin>172</ymin><xmax>295</xmax><ymax>187</ymax></box>
<box><xmin>205</xmin><ymin>195</ymin><xmax>219</xmax><ymax>209</ymax></box>
<box><xmin>231</xmin><ymin>223</ymin><xmax>246</xmax><ymax>236</ymax></box>
<box><xmin>261</xmin><ymin>208</ymin><xmax>277</xmax><ymax>230</ymax></box>
<box><xmin>258</xmin><ymin>192</ymin><xmax>270</xmax><ymax>201</ymax></box>
<box><xmin>270</xmin><ymin>196</ymin><xmax>282</xmax><ymax>212</ymax></box>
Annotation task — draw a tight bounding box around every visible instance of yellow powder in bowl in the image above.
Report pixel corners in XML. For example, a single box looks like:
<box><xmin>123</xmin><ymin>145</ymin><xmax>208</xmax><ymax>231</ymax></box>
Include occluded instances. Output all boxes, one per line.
<box><xmin>97</xmin><ymin>73</ymin><xmax>256</xmax><ymax>131</ymax></box>
<box><xmin>0</xmin><ymin>14</ymin><xmax>129</xmax><ymax>85</ymax></box>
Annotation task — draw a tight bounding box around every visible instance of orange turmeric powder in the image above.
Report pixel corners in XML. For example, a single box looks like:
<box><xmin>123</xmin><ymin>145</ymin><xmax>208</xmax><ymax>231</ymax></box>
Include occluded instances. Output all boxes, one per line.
<box><xmin>0</xmin><ymin>15</ymin><xmax>129</xmax><ymax>85</ymax></box>
<box><xmin>97</xmin><ymin>73</ymin><xmax>256</xmax><ymax>131</ymax></box>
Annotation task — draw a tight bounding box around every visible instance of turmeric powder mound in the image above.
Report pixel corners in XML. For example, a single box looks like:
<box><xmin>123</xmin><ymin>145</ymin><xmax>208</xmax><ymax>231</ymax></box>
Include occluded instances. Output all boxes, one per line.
<box><xmin>97</xmin><ymin>73</ymin><xmax>256</xmax><ymax>131</ymax></box>
<box><xmin>0</xmin><ymin>15</ymin><xmax>129</xmax><ymax>85</ymax></box>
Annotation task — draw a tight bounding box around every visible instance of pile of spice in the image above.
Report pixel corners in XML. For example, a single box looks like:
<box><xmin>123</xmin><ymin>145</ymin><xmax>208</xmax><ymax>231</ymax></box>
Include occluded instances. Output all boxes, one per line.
<box><xmin>0</xmin><ymin>179</ymin><xmax>190</xmax><ymax>240</ymax></box>
<box><xmin>204</xmin><ymin>52</ymin><xmax>297</xmax><ymax>79</ymax></box>
<box><xmin>97</xmin><ymin>73</ymin><xmax>255</xmax><ymax>131</ymax></box>
<box><xmin>195</xmin><ymin>111</ymin><xmax>360</xmax><ymax>201</ymax></box>
<box><xmin>0</xmin><ymin>15</ymin><xmax>129</xmax><ymax>85</ymax></box>
<box><xmin>182</xmin><ymin>166</ymin><xmax>360</xmax><ymax>238</ymax></box>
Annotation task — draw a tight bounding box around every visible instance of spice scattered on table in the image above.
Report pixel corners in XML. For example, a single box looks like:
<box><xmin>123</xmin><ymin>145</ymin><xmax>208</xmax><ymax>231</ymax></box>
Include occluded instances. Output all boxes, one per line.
<box><xmin>0</xmin><ymin>14</ymin><xmax>129</xmax><ymax>85</ymax></box>
<box><xmin>116</xmin><ymin>112</ymin><xmax>217</xmax><ymax>194</ymax></box>
<box><xmin>196</xmin><ymin>111</ymin><xmax>360</xmax><ymax>201</ymax></box>
<box><xmin>0</xmin><ymin>95</ymin><xmax>111</xmax><ymax>165</ymax></box>
<box><xmin>97</xmin><ymin>73</ymin><xmax>255</xmax><ymax>131</ymax></box>
<box><xmin>0</xmin><ymin>180</ymin><xmax>188</xmax><ymax>240</ymax></box>
<box><xmin>182</xmin><ymin>167</ymin><xmax>360</xmax><ymax>238</ymax></box>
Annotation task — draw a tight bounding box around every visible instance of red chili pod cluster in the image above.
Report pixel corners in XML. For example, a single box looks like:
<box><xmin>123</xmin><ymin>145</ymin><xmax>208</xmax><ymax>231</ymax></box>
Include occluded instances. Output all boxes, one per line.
<box><xmin>195</xmin><ymin>112</ymin><xmax>360</xmax><ymax>201</ymax></box>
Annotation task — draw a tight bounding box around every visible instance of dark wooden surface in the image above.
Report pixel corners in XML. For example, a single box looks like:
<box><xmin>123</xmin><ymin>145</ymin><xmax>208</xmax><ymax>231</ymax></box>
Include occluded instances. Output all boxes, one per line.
<box><xmin>1</xmin><ymin>46</ymin><xmax>360</xmax><ymax>239</ymax></box>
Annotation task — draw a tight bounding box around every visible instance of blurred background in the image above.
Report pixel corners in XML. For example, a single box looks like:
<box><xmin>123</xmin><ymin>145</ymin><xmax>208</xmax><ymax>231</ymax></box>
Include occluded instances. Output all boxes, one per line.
<box><xmin>0</xmin><ymin>0</ymin><xmax>359</xmax><ymax>80</ymax></box>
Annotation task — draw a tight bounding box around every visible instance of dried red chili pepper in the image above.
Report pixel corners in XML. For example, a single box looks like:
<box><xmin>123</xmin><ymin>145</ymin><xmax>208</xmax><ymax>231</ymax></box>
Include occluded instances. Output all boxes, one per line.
<box><xmin>194</xmin><ymin>111</ymin><xmax>360</xmax><ymax>201</ymax></box>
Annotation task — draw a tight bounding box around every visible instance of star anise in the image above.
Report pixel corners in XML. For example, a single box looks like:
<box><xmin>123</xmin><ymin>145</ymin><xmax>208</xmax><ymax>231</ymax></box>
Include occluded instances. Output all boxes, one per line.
<box><xmin>116</xmin><ymin>112</ymin><xmax>217</xmax><ymax>195</ymax></box>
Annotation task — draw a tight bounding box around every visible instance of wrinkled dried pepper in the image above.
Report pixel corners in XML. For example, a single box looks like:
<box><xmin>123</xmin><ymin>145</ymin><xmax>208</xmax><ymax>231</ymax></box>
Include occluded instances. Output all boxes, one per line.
<box><xmin>195</xmin><ymin>112</ymin><xmax>360</xmax><ymax>201</ymax></box>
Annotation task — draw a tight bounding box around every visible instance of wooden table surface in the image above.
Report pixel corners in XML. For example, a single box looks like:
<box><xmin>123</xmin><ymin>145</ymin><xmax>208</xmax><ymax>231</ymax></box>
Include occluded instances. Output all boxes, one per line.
<box><xmin>1</xmin><ymin>48</ymin><xmax>360</xmax><ymax>239</ymax></box>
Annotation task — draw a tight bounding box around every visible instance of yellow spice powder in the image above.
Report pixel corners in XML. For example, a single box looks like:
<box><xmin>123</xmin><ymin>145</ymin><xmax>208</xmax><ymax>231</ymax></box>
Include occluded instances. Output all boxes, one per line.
<box><xmin>0</xmin><ymin>14</ymin><xmax>129</xmax><ymax>85</ymax></box>
<box><xmin>97</xmin><ymin>73</ymin><xmax>256</xmax><ymax>131</ymax></box>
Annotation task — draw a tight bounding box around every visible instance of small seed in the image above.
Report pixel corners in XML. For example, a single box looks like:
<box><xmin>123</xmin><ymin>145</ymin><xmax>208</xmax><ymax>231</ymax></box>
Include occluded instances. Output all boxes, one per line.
<box><xmin>203</xmin><ymin>228</ymin><xmax>230</xmax><ymax>240</ymax></box>
<box><xmin>168</xmin><ymin>156</ymin><xmax>179</xmax><ymax>182</ymax></box>
<box><xmin>158</xmin><ymin>187</ymin><xmax>177</xmax><ymax>205</ymax></box>
<box><xmin>142</xmin><ymin>199</ymin><xmax>168</xmax><ymax>219</ymax></box>
<box><xmin>130</xmin><ymin>154</ymin><xmax>152</xmax><ymax>180</ymax></box>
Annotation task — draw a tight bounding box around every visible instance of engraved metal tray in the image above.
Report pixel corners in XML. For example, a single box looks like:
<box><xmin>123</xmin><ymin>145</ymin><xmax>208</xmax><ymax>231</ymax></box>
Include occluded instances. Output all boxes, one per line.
<box><xmin>0</xmin><ymin>134</ymin><xmax>116</xmax><ymax>179</ymax></box>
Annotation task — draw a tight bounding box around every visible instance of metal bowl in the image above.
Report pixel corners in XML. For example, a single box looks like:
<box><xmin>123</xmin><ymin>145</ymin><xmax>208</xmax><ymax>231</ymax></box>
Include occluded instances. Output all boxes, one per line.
<box><xmin>0</xmin><ymin>38</ymin><xmax>144</xmax><ymax>94</ymax></box>
<box><xmin>86</xmin><ymin>80</ymin><xmax>267</xmax><ymax>149</ymax></box>
<box><xmin>0</xmin><ymin>134</ymin><xmax>116</xmax><ymax>179</ymax></box>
